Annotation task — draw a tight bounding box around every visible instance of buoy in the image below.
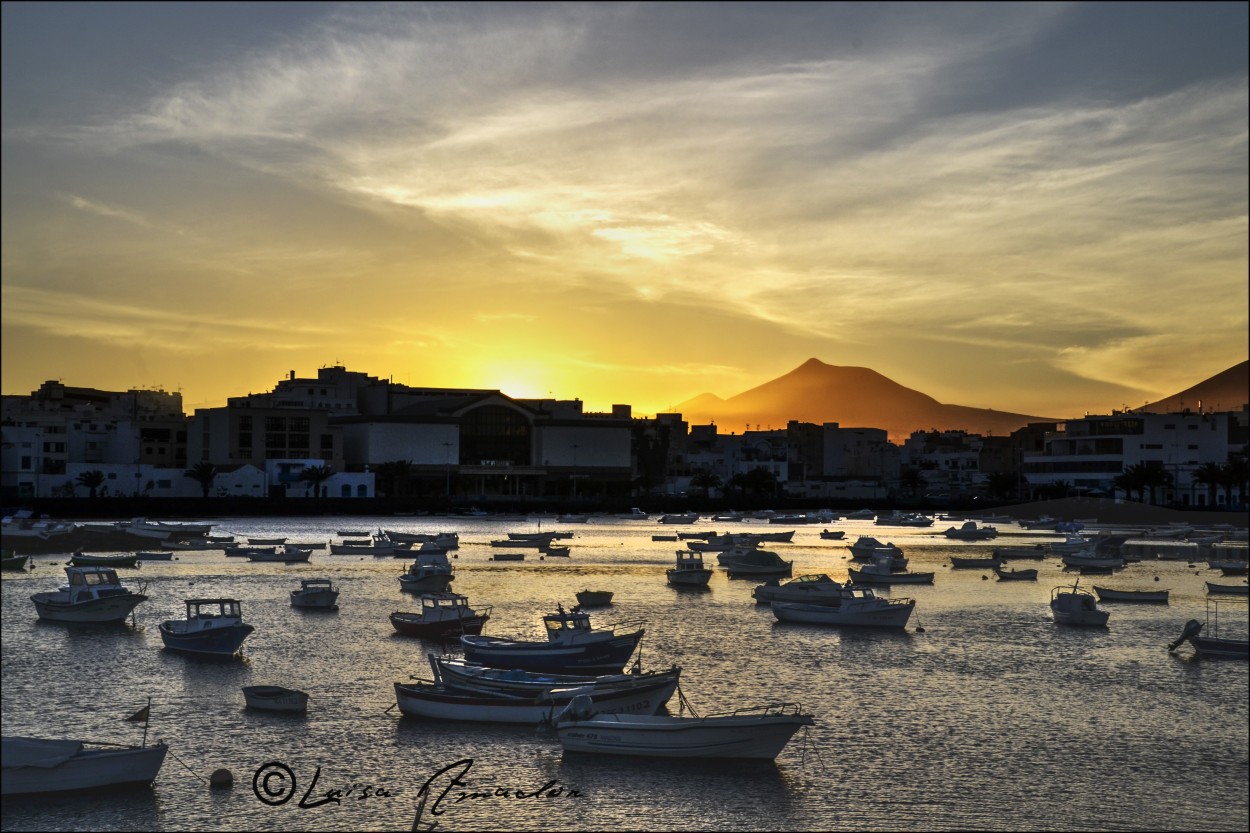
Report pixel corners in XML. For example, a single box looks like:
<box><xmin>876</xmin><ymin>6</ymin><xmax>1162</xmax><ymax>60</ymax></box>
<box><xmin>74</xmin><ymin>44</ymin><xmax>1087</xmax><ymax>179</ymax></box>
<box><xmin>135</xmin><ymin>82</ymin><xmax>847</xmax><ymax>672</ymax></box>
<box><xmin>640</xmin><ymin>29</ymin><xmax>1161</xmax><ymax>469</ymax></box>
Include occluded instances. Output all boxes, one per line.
<box><xmin>209</xmin><ymin>768</ymin><xmax>233</xmax><ymax>789</ymax></box>
<box><xmin>915</xmin><ymin>626</ymin><xmax>926</xmax><ymax>633</ymax></box>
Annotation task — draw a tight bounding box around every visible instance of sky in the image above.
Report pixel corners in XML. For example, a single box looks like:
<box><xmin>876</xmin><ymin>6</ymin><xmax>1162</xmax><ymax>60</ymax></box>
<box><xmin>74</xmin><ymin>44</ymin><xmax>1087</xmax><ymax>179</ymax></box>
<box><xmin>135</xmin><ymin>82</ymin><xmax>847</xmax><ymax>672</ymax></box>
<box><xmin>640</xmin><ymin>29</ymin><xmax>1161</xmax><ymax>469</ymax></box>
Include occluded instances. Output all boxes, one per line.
<box><xmin>2</xmin><ymin>2</ymin><xmax>1246</xmax><ymax>419</ymax></box>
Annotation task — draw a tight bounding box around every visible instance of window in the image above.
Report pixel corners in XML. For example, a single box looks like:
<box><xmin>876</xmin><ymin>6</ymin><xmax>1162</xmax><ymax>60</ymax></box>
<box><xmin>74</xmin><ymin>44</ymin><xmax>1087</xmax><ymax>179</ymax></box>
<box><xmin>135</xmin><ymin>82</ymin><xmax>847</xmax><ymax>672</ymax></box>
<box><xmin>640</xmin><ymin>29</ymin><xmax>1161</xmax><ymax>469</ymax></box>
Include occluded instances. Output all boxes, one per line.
<box><xmin>341</xmin><ymin>484</ymin><xmax>351</xmax><ymax>497</ymax></box>
<box><xmin>20</xmin><ymin>456</ymin><xmax>30</xmax><ymax>469</ymax></box>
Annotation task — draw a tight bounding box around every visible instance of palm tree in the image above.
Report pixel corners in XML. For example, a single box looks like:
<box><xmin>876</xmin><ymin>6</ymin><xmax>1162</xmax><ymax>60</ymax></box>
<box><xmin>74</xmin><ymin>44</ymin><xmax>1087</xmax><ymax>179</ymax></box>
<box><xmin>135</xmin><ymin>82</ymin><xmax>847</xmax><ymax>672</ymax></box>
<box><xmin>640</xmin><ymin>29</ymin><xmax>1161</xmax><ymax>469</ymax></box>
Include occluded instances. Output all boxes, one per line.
<box><xmin>985</xmin><ymin>471</ymin><xmax>1019</xmax><ymax>501</ymax></box>
<box><xmin>899</xmin><ymin>467</ymin><xmax>927</xmax><ymax>500</ymax></box>
<box><xmin>75</xmin><ymin>470</ymin><xmax>105</xmax><ymax>499</ymax></box>
<box><xmin>1192</xmin><ymin>462</ymin><xmax>1224</xmax><ymax>508</ymax></box>
<box><xmin>1137</xmin><ymin>465</ymin><xmax>1173</xmax><ymax>506</ymax></box>
<box><xmin>690</xmin><ymin>470</ymin><xmax>722</xmax><ymax>500</ymax></box>
<box><xmin>374</xmin><ymin>460</ymin><xmax>413</xmax><ymax>498</ymax></box>
<box><xmin>183</xmin><ymin>462</ymin><xmax>219</xmax><ymax>498</ymax></box>
<box><xmin>739</xmin><ymin>467</ymin><xmax>779</xmax><ymax>499</ymax></box>
<box><xmin>299</xmin><ymin>464</ymin><xmax>335</xmax><ymax>498</ymax></box>
<box><xmin>1114</xmin><ymin>465</ymin><xmax>1146</xmax><ymax>502</ymax></box>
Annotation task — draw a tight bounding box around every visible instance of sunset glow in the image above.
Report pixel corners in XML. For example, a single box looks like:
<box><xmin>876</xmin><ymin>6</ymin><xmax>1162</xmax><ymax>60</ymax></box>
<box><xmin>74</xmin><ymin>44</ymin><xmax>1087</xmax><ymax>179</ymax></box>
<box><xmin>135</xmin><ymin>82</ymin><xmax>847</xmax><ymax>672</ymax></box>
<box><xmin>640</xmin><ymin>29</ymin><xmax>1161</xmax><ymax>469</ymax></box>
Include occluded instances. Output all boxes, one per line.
<box><xmin>2</xmin><ymin>3</ymin><xmax>1246</xmax><ymax>417</ymax></box>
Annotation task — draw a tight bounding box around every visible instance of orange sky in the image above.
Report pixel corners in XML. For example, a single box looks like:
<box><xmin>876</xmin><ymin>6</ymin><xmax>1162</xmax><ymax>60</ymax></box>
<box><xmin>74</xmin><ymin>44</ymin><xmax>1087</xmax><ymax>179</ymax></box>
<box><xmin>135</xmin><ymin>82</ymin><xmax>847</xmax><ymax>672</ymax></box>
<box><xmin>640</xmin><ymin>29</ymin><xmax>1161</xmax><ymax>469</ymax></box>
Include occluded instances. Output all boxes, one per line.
<box><xmin>2</xmin><ymin>3</ymin><xmax>1247</xmax><ymax>418</ymax></box>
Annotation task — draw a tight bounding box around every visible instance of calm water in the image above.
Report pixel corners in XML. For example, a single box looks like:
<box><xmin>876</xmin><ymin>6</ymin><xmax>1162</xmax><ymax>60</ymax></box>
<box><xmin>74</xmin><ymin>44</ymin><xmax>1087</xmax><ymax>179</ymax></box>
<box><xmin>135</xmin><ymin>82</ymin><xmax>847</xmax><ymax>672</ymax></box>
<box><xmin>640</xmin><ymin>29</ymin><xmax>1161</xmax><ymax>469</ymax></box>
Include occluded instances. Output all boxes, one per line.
<box><xmin>2</xmin><ymin>516</ymin><xmax>1247</xmax><ymax>832</ymax></box>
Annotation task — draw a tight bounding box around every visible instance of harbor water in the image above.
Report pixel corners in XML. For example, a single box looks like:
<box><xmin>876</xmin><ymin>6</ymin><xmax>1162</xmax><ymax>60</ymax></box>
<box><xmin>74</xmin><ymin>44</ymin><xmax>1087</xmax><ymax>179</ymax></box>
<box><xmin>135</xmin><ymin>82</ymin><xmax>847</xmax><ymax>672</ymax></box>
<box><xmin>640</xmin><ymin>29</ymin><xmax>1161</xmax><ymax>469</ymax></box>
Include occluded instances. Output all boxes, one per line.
<box><xmin>2</xmin><ymin>515</ymin><xmax>1247</xmax><ymax>831</ymax></box>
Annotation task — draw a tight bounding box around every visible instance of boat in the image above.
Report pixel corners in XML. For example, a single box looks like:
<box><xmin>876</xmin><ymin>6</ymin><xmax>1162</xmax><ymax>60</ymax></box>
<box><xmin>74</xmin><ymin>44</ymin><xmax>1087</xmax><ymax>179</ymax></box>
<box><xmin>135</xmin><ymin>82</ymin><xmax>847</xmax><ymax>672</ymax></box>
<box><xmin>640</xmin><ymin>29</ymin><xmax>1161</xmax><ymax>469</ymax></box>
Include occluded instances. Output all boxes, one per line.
<box><xmin>716</xmin><ymin>547</ymin><xmax>793</xmax><ymax>578</ymax></box>
<box><xmin>1050</xmin><ymin>581</ymin><xmax>1109</xmax><ymax>626</ymax></box>
<box><xmin>950</xmin><ymin>555</ymin><xmax>1003</xmax><ymax>569</ymax></box>
<box><xmin>1206</xmin><ymin>582</ymin><xmax>1249</xmax><ymax>596</ymax></box>
<box><xmin>247</xmin><ymin>537</ymin><xmax>287</xmax><ymax>545</ymax></box>
<box><xmin>1092</xmin><ymin>586</ymin><xmax>1170</xmax><ymax>603</ymax></box>
<box><xmin>770</xmin><ymin>588</ymin><xmax>916</xmax><ymax>629</ymax></box>
<box><xmin>30</xmin><ymin>566</ymin><xmax>148</xmax><ymax>624</ymax></box>
<box><xmin>1167</xmin><ymin>601</ymin><xmax>1248</xmax><ymax>659</ymax></box>
<box><xmin>543</xmin><ymin>545</ymin><xmax>572</xmax><ymax>557</ymax></box>
<box><xmin>2</xmin><ymin>551</ymin><xmax>31</xmax><ymax>571</ymax></box>
<box><xmin>1</xmin><ymin>735</ymin><xmax>168</xmax><ymax>796</ymax></box>
<box><xmin>158</xmin><ymin>598</ymin><xmax>255</xmax><ymax>656</ymax></box>
<box><xmin>668</xmin><ymin>550</ymin><xmax>713</xmax><ymax>588</ymax></box>
<box><xmin>554</xmin><ymin>696</ymin><xmax>814</xmax><ymax>760</ymax></box>
<box><xmin>136</xmin><ymin>551</ymin><xmax>174</xmax><ymax>561</ymax></box>
<box><xmin>658</xmin><ymin>513</ymin><xmax>700</xmax><ymax>524</ymax></box>
<box><xmin>992</xmin><ymin>544</ymin><xmax>1048</xmax><ymax>560</ymax></box>
<box><xmin>848</xmin><ymin>554</ymin><xmax>934</xmax><ymax>585</ymax></box>
<box><xmin>818</xmin><ymin>529</ymin><xmax>845</xmax><ymax>540</ymax></box>
<box><xmin>509</xmin><ymin>531</ymin><xmax>574</xmax><ymax>541</ymax></box>
<box><xmin>1061</xmin><ymin>551</ymin><xmax>1126</xmax><ymax>569</ymax></box>
<box><xmin>993</xmin><ymin>566</ymin><xmax>1038</xmax><ymax>581</ymax></box>
<box><xmin>752</xmin><ymin>574</ymin><xmax>844</xmax><ymax>605</ymax></box>
<box><xmin>336</xmin><ymin>529</ymin><xmax>369</xmax><ymax>537</ymax></box>
<box><xmin>492</xmin><ymin>552</ymin><xmax>526</xmax><ymax>561</ymax></box>
<box><xmin>68</xmin><ymin>552</ymin><xmax>139</xmax><ymax>568</ymax></box>
<box><xmin>460</xmin><ymin>605</ymin><xmax>645</xmax><ymax>674</ymax></box>
<box><xmin>557</xmin><ymin>514</ymin><xmax>590</xmax><ymax>523</ymax></box>
<box><xmin>242</xmin><ymin>685</ymin><xmax>309</xmax><ymax>713</ymax></box>
<box><xmin>398</xmin><ymin>551</ymin><xmax>455</xmax><ymax>593</ymax></box>
<box><xmin>290</xmin><ymin>578</ymin><xmax>339</xmax><ymax>610</ymax></box>
<box><xmin>390</xmin><ymin>593</ymin><xmax>492</xmax><ymax>638</ymax></box>
<box><xmin>392</xmin><ymin>674</ymin><xmax>678</xmax><ymax>725</ymax></box>
<box><xmin>875</xmin><ymin>512</ymin><xmax>933</xmax><ymax>527</ymax></box>
<box><xmin>248</xmin><ymin>545</ymin><xmax>312</xmax><ymax>563</ymax></box>
<box><xmin>430</xmin><ymin>655</ymin><xmax>682</xmax><ymax>699</ymax></box>
<box><xmin>226</xmin><ymin>545</ymin><xmax>277</xmax><ymax>557</ymax></box>
<box><xmin>944</xmin><ymin>521</ymin><xmax>999</xmax><ymax>541</ymax></box>
<box><xmin>847</xmin><ymin>536</ymin><xmax>902</xmax><ymax>560</ymax></box>
<box><xmin>576</xmin><ymin>590</ymin><xmax>613</xmax><ymax>607</ymax></box>
<box><xmin>614</xmin><ymin>508</ymin><xmax>649</xmax><ymax>520</ymax></box>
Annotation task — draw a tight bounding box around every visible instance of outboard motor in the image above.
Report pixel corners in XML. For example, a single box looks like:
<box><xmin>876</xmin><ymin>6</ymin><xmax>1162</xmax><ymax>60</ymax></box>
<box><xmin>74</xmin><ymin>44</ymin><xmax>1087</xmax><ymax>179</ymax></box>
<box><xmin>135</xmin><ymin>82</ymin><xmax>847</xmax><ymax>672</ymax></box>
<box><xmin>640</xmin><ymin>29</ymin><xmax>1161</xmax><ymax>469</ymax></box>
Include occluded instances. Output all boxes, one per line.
<box><xmin>553</xmin><ymin>693</ymin><xmax>597</xmax><ymax>724</ymax></box>
<box><xmin>1167</xmin><ymin>619</ymin><xmax>1204</xmax><ymax>652</ymax></box>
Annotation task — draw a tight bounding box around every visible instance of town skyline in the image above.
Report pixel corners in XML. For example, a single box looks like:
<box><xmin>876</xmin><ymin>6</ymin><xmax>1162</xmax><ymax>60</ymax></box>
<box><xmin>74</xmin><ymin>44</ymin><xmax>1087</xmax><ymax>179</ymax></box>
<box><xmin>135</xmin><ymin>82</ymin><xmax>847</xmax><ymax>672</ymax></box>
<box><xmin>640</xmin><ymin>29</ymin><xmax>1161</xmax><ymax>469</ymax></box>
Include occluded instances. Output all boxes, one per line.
<box><xmin>3</xmin><ymin>3</ymin><xmax>1247</xmax><ymax>417</ymax></box>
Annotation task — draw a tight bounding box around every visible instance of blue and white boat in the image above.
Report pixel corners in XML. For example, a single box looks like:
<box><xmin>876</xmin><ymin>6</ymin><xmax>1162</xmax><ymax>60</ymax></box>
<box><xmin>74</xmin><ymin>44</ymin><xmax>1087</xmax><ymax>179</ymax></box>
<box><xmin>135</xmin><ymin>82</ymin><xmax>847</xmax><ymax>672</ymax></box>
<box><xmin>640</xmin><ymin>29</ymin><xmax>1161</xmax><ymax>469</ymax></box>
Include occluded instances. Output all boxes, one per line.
<box><xmin>460</xmin><ymin>605</ymin><xmax>644</xmax><ymax>674</ymax></box>
<box><xmin>158</xmin><ymin>598</ymin><xmax>255</xmax><ymax>657</ymax></box>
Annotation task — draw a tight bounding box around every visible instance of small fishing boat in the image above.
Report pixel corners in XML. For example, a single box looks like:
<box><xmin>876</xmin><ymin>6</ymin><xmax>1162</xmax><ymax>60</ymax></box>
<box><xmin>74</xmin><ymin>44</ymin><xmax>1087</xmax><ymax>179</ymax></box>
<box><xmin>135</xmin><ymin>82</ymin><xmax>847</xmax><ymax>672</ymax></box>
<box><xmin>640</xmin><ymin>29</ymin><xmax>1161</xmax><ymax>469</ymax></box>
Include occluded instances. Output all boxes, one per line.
<box><xmin>491</xmin><ymin>552</ymin><xmax>526</xmax><ymax>561</ymax></box>
<box><xmin>1168</xmin><ymin>600</ymin><xmax>1248</xmax><ymax>659</ymax></box>
<box><xmin>398</xmin><ymin>552</ymin><xmax>455</xmax><ymax>593</ymax></box>
<box><xmin>848</xmin><ymin>554</ymin><xmax>934</xmax><ymax>585</ymax></box>
<box><xmin>430</xmin><ymin>655</ymin><xmax>682</xmax><ymax>699</ymax></box>
<box><xmin>30</xmin><ymin>566</ymin><xmax>148</xmax><ymax>624</ymax></box>
<box><xmin>460</xmin><ymin>605</ymin><xmax>644</xmax><ymax>674</ymax></box>
<box><xmin>818</xmin><ymin>529</ymin><xmax>845</xmax><ymax>540</ymax></box>
<box><xmin>716</xmin><ymin>547</ymin><xmax>793</xmax><ymax>578</ymax></box>
<box><xmin>1</xmin><ymin>551</ymin><xmax>31</xmax><ymax>571</ymax></box>
<box><xmin>944</xmin><ymin>521</ymin><xmax>998</xmax><ymax>541</ymax></box>
<box><xmin>950</xmin><ymin>555</ymin><xmax>1003</xmax><ymax>569</ymax></box>
<box><xmin>543</xmin><ymin>545</ymin><xmax>572</xmax><ymax>557</ymax></box>
<box><xmin>576</xmin><ymin>590</ymin><xmax>613</xmax><ymax>607</ymax></box>
<box><xmin>242</xmin><ymin>686</ymin><xmax>309</xmax><ymax>713</ymax></box>
<box><xmin>247</xmin><ymin>537</ymin><xmax>287</xmax><ymax>545</ymax></box>
<box><xmin>554</xmin><ymin>697</ymin><xmax>814</xmax><ymax>760</ymax></box>
<box><xmin>135</xmin><ymin>551</ymin><xmax>174</xmax><ymax>561</ymax></box>
<box><xmin>158</xmin><ymin>598</ymin><xmax>255</xmax><ymax>657</ymax></box>
<box><xmin>390</xmin><ymin>593</ymin><xmax>491</xmax><ymax>638</ymax></box>
<box><xmin>1050</xmin><ymin>580</ymin><xmax>1109</xmax><ymax>627</ymax></box>
<box><xmin>392</xmin><ymin>675</ymin><xmax>678</xmax><ymax>725</ymax></box>
<box><xmin>1206</xmin><ymin>582</ymin><xmax>1249</xmax><ymax>596</ymax></box>
<box><xmin>1092</xmin><ymin>586</ymin><xmax>1169</xmax><ymax>603</ymax></box>
<box><xmin>770</xmin><ymin>587</ymin><xmax>915</xmax><ymax>630</ymax></box>
<box><xmin>993</xmin><ymin>566</ymin><xmax>1038</xmax><ymax>581</ymax></box>
<box><xmin>290</xmin><ymin>578</ymin><xmax>339</xmax><ymax>610</ymax></box>
<box><xmin>248</xmin><ymin>545</ymin><xmax>312</xmax><ymax>563</ymax></box>
<box><xmin>667</xmin><ymin>550</ymin><xmax>713</xmax><ymax>588</ymax></box>
<box><xmin>752</xmin><ymin>574</ymin><xmax>844</xmax><ymax>605</ymax></box>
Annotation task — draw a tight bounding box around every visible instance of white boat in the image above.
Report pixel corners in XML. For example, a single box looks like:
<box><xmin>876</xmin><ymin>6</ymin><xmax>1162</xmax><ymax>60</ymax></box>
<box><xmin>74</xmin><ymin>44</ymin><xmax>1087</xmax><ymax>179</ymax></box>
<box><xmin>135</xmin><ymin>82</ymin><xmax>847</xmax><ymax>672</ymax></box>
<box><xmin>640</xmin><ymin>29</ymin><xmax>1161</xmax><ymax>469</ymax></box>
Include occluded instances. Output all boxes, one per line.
<box><xmin>242</xmin><ymin>685</ymin><xmax>309</xmax><ymax>713</ymax></box>
<box><xmin>716</xmin><ymin>546</ymin><xmax>793</xmax><ymax>577</ymax></box>
<box><xmin>770</xmin><ymin>588</ymin><xmax>915</xmax><ymax>629</ymax></box>
<box><xmin>554</xmin><ymin>696</ymin><xmax>814</xmax><ymax>759</ymax></box>
<box><xmin>390</xmin><ymin>593</ymin><xmax>491</xmax><ymax>638</ymax></box>
<box><xmin>382</xmin><ymin>531</ymin><xmax>460</xmax><ymax>549</ymax></box>
<box><xmin>398</xmin><ymin>551</ymin><xmax>455</xmax><ymax>593</ymax></box>
<box><xmin>944</xmin><ymin>521</ymin><xmax>998</xmax><ymax>541</ymax></box>
<box><xmin>2</xmin><ymin>735</ymin><xmax>168</xmax><ymax>796</ymax></box>
<box><xmin>460</xmin><ymin>606</ymin><xmax>645</xmax><ymax>674</ymax></box>
<box><xmin>752</xmin><ymin>574</ymin><xmax>844</xmax><ymax>605</ymax></box>
<box><xmin>30</xmin><ymin>566</ymin><xmax>148</xmax><ymax>624</ymax></box>
<box><xmin>290</xmin><ymin>578</ymin><xmax>339</xmax><ymax>610</ymax></box>
<box><xmin>667</xmin><ymin>550</ymin><xmax>713</xmax><ymax>587</ymax></box>
<box><xmin>392</xmin><ymin>675</ymin><xmax>678</xmax><ymax>724</ymax></box>
<box><xmin>875</xmin><ymin>512</ymin><xmax>933</xmax><ymax>527</ymax></box>
<box><xmin>1050</xmin><ymin>581</ymin><xmax>1109</xmax><ymax>626</ymax></box>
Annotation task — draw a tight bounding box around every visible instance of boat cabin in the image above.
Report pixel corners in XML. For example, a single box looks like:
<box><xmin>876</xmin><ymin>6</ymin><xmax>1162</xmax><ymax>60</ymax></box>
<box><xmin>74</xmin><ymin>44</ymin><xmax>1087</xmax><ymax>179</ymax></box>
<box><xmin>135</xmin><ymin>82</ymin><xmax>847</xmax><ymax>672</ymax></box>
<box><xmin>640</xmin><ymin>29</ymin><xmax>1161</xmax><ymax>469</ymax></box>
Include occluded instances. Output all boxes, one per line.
<box><xmin>674</xmin><ymin>550</ymin><xmax>706</xmax><ymax>570</ymax></box>
<box><xmin>183</xmin><ymin>598</ymin><xmax>244</xmax><ymax>625</ymax></box>
<box><xmin>421</xmin><ymin>592</ymin><xmax>473</xmax><ymax>618</ymax></box>
<box><xmin>298</xmin><ymin>579</ymin><xmax>336</xmax><ymax>592</ymax></box>
<box><xmin>62</xmin><ymin>567</ymin><xmax>131</xmax><ymax>601</ymax></box>
<box><xmin>543</xmin><ymin>606</ymin><xmax>598</xmax><ymax>642</ymax></box>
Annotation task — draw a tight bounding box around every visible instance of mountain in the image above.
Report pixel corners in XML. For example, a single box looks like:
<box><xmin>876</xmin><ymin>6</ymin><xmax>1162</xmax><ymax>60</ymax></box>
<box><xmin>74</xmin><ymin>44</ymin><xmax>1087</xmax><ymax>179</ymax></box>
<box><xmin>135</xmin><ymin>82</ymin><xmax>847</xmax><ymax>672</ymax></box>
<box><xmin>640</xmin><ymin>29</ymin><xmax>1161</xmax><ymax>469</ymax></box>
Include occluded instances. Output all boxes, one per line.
<box><xmin>1135</xmin><ymin>361</ymin><xmax>1249</xmax><ymax>414</ymax></box>
<box><xmin>672</xmin><ymin>358</ymin><xmax>1055</xmax><ymax>440</ymax></box>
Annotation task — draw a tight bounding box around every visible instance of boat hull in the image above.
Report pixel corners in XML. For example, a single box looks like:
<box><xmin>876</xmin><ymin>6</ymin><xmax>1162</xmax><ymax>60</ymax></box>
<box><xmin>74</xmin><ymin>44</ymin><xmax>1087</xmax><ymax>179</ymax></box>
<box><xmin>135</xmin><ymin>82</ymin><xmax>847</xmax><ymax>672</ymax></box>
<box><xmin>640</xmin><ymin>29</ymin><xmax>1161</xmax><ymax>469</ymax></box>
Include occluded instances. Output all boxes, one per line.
<box><xmin>461</xmin><ymin>630</ymin><xmax>644</xmax><ymax>674</ymax></box>
<box><xmin>291</xmin><ymin>591</ymin><xmax>339</xmax><ymax>609</ymax></box>
<box><xmin>393</xmin><ymin>677</ymin><xmax>676</xmax><ymax>724</ymax></box>
<box><xmin>1191</xmin><ymin>635</ymin><xmax>1250</xmax><ymax>659</ymax></box>
<box><xmin>1</xmin><ymin>738</ymin><xmax>168</xmax><ymax>796</ymax></box>
<box><xmin>390</xmin><ymin>611</ymin><xmax>488</xmax><ymax>638</ymax></box>
<box><xmin>243</xmin><ymin>686</ymin><xmax>309</xmax><ymax>712</ymax></box>
<box><xmin>557</xmin><ymin>712</ymin><xmax>813</xmax><ymax>759</ymax></box>
<box><xmin>667</xmin><ymin>569</ymin><xmax>712</xmax><ymax>587</ymax></box>
<box><xmin>434</xmin><ymin>660</ymin><xmax>681</xmax><ymax>699</ymax></box>
<box><xmin>847</xmin><ymin>569</ymin><xmax>934</xmax><ymax>585</ymax></box>
<box><xmin>159</xmin><ymin>623</ymin><xmax>255</xmax><ymax>656</ymax></box>
<box><xmin>1092</xmin><ymin>587</ymin><xmax>1169</xmax><ymax>603</ymax></box>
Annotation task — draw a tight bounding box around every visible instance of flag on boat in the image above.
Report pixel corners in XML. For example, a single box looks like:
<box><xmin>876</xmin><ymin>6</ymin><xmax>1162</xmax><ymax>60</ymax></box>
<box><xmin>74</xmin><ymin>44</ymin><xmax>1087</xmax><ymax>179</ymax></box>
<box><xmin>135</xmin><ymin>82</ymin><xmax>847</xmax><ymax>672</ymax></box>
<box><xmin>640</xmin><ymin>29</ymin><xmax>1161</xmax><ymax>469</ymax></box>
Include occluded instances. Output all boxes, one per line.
<box><xmin>125</xmin><ymin>705</ymin><xmax>150</xmax><ymax>723</ymax></box>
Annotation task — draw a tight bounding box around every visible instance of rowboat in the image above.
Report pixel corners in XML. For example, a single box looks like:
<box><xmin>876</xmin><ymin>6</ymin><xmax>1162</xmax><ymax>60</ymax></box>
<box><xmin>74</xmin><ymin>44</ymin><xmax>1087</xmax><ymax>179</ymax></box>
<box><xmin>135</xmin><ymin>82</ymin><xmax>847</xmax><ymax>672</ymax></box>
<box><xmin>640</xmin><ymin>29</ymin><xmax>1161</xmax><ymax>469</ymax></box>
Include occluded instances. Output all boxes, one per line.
<box><xmin>1206</xmin><ymin>582</ymin><xmax>1249</xmax><ymax>596</ymax></box>
<box><xmin>1092</xmin><ymin>586</ymin><xmax>1169</xmax><ymax>603</ymax></box>
<box><xmin>392</xmin><ymin>675</ymin><xmax>677</xmax><ymax>724</ymax></box>
<box><xmin>69</xmin><ymin>552</ymin><xmax>139</xmax><ymax>568</ymax></box>
<box><xmin>992</xmin><ymin>544</ymin><xmax>1048</xmax><ymax>560</ymax></box>
<box><xmin>576</xmin><ymin>590</ymin><xmax>613</xmax><ymax>607</ymax></box>
<box><xmin>554</xmin><ymin>698</ymin><xmax>814</xmax><ymax>760</ymax></box>
<box><xmin>950</xmin><ymin>556</ymin><xmax>1003</xmax><ymax>569</ymax></box>
<box><xmin>242</xmin><ymin>685</ymin><xmax>309</xmax><ymax>713</ymax></box>
<box><xmin>2</xmin><ymin>551</ymin><xmax>31</xmax><ymax>571</ymax></box>
<box><xmin>2</xmin><ymin>735</ymin><xmax>168</xmax><ymax>796</ymax></box>
<box><xmin>430</xmin><ymin>655</ymin><xmax>682</xmax><ymax>699</ymax></box>
<box><xmin>992</xmin><ymin>567</ymin><xmax>1038</xmax><ymax>581</ymax></box>
<box><xmin>492</xmin><ymin>553</ymin><xmax>526</xmax><ymax>561</ymax></box>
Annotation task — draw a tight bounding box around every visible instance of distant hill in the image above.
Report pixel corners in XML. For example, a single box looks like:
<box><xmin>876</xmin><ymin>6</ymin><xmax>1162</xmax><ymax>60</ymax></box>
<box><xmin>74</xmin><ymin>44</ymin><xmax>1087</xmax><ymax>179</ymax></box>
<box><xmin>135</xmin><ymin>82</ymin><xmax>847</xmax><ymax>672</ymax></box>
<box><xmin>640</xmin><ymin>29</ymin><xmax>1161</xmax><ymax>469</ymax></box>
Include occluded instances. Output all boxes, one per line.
<box><xmin>1135</xmin><ymin>360</ymin><xmax>1249</xmax><ymax>414</ymax></box>
<box><xmin>672</xmin><ymin>358</ymin><xmax>1055</xmax><ymax>440</ymax></box>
